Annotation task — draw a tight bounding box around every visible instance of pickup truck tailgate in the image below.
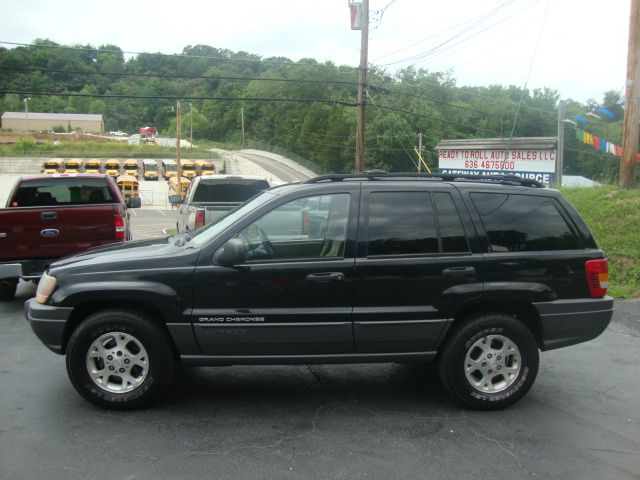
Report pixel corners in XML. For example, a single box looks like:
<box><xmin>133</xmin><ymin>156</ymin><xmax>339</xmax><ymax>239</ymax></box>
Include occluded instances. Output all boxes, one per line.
<box><xmin>0</xmin><ymin>205</ymin><xmax>117</xmax><ymax>261</ymax></box>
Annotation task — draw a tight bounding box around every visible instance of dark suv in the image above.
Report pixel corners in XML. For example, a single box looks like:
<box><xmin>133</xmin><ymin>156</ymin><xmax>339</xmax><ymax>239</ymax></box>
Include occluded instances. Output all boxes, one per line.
<box><xmin>25</xmin><ymin>173</ymin><xmax>613</xmax><ymax>410</ymax></box>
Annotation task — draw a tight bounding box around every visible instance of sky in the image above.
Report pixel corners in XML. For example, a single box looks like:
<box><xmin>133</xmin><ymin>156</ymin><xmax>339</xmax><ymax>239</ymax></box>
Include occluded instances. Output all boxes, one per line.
<box><xmin>1</xmin><ymin>0</ymin><xmax>631</xmax><ymax>104</ymax></box>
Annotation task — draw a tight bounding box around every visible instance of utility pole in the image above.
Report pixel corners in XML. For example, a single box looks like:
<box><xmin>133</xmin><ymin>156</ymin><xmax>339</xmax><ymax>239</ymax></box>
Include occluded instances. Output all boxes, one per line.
<box><xmin>189</xmin><ymin>102</ymin><xmax>193</xmax><ymax>149</ymax></box>
<box><xmin>23</xmin><ymin>97</ymin><xmax>31</xmax><ymax>133</ymax></box>
<box><xmin>176</xmin><ymin>100</ymin><xmax>183</xmax><ymax>198</ymax></box>
<box><xmin>355</xmin><ymin>0</ymin><xmax>369</xmax><ymax>173</ymax></box>
<box><xmin>556</xmin><ymin>101</ymin><xmax>566</xmax><ymax>186</ymax></box>
<box><xmin>241</xmin><ymin>107</ymin><xmax>245</xmax><ymax>149</ymax></box>
<box><xmin>620</xmin><ymin>0</ymin><xmax>640</xmax><ymax>188</ymax></box>
<box><xmin>417</xmin><ymin>132</ymin><xmax>424</xmax><ymax>172</ymax></box>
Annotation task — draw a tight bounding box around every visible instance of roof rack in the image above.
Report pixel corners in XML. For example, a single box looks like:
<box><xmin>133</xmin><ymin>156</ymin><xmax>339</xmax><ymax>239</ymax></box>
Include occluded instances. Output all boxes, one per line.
<box><xmin>304</xmin><ymin>172</ymin><xmax>544</xmax><ymax>188</ymax></box>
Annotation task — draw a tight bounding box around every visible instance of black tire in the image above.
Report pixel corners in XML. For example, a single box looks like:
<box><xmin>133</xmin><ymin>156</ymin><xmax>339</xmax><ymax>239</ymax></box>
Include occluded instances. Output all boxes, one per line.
<box><xmin>66</xmin><ymin>309</ymin><xmax>176</xmax><ymax>410</ymax></box>
<box><xmin>438</xmin><ymin>313</ymin><xmax>539</xmax><ymax>410</ymax></box>
<box><xmin>0</xmin><ymin>278</ymin><xmax>18</xmax><ymax>301</ymax></box>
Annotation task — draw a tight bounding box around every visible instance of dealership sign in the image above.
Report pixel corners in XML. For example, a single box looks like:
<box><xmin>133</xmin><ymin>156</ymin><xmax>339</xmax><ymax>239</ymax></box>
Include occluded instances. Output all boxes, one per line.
<box><xmin>436</xmin><ymin>137</ymin><xmax>558</xmax><ymax>185</ymax></box>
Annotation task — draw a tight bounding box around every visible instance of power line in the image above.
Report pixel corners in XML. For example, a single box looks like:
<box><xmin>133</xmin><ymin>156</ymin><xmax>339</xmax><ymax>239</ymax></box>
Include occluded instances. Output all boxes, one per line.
<box><xmin>0</xmin><ymin>41</ymin><xmax>359</xmax><ymax>72</ymax></box>
<box><xmin>0</xmin><ymin>66</ymin><xmax>359</xmax><ymax>86</ymax></box>
<box><xmin>372</xmin><ymin>0</ymin><xmax>517</xmax><ymax>62</ymax></box>
<box><xmin>374</xmin><ymin>86</ymin><xmax>505</xmax><ymax>120</ymax></box>
<box><xmin>407</xmin><ymin>0</ymin><xmax>542</xmax><ymax>71</ymax></box>
<box><xmin>392</xmin><ymin>76</ymin><xmax>558</xmax><ymax>117</ymax></box>
<box><xmin>378</xmin><ymin>0</ymin><xmax>522</xmax><ymax>68</ymax></box>
<box><xmin>369</xmin><ymin>93</ymin><xmax>505</xmax><ymax>135</ymax></box>
<box><xmin>0</xmin><ymin>89</ymin><xmax>359</xmax><ymax>106</ymax></box>
<box><xmin>367</xmin><ymin>92</ymin><xmax>420</xmax><ymax>169</ymax></box>
<box><xmin>507</xmin><ymin>0</ymin><xmax>551</xmax><ymax>146</ymax></box>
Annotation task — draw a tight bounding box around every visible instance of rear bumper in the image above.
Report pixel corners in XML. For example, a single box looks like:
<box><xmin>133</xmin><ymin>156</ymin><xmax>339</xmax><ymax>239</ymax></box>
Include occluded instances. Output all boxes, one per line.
<box><xmin>0</xmin><ymin>263</ymin><xmax>22</xmax><ymax>279</ymax></box>
<box><xmin>533</xmin><ymin>296</ymin><xmax>614</xmax><ymax>350</ymax></box>
<box><xmin>24</xmin><ymin>298</ymin><xmax>73</xmax><ymax>355</ymax></box>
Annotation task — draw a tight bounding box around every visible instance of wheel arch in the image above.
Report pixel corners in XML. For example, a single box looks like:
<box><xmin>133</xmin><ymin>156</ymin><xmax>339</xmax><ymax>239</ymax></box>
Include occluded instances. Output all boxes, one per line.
<box><xmin>61</xmin><ymin>300</ymin><xmax>180</xmax><ymax>357</ymax></box>
<box><xmin>442</xmin><ymin>301</ymin><xmax>543</xmax><ymax>350</ymax></box>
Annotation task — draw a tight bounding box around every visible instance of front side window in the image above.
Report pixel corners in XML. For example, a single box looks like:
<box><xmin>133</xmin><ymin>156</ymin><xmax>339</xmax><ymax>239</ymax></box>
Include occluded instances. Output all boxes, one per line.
<box><xmin>470</xmin><ymin>192</ymin><xmax>580</xmax><ymax>252</ymax></box>
<box><xmin>238</xmin><ymin>193</ymin><xmax>350</xmax><ymax>261</ymax></box>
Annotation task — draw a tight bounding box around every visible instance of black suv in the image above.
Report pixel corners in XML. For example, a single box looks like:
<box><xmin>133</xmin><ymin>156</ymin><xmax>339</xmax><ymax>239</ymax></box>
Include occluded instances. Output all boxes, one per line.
<box><xmin>25</xmin><ymin>173</ymin><xmax>613</xmax><ymax>410</ymax></box>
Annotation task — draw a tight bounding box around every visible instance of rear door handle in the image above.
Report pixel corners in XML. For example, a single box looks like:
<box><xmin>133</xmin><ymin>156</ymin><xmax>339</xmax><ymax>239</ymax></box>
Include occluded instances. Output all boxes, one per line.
<box><xmin>442</xmin><ymin>266</ymin><xmax>476</xmax><ymax>277</ymax></box>
<box><xmin>41</xmin><ymin>211</ymin><xmax>57</xmax><ymax>220</ymax></box>
<box><xmin>306</xmin><ymin>272</ymin><xmax>345</xmax><ymax>283</ymax></box>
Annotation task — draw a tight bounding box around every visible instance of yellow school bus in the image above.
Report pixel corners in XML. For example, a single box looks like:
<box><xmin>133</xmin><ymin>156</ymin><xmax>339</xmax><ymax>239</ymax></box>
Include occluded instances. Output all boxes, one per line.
<box><xmin>116</xmin><ymin>174</ymin><xmax>140</xmax><ymax>203</ymax></box>
<box><xmin>142</xmin><ymin>159</ymin><xmax>159</xmax><ymax>181</ymax></box>
<box><xmin>84</xmin><ymin>159</ymin><xmax>102</xmax><ymax>174</ymax></box>
<box><xmin>195</xmin><ymin>160</ymin><xmax>216</xmax><ymax>176</ymax></box>
<box><xmin>169</xmin><ymin>176</ymin><xmax>191</xmax><ymax>201</ymax></box>
<box><xmin>123</xmin><ymin>159</ymin><xmax>140</xmax><ymax>179</ymax></box>
<box><xmin>41</xmin><ymin>158</ymin><xmax>63</xmax><ymax>174</ymax></box>
<box><xmin>104</xmin><ymin>159</ymin><xmax>121</xmax><ymax>178</ymax></box>
<box><xmin>161</xmin><ymin>159</ymin><xmax>178</xmax><ymax>180</ymax></box>
<box><xmin>64</xmin><ymin>158</ymin><xmax>83</xmax><ymax>174</ymax></box>
<box><xmin>180</xmin><ymin>160</ymin><xmax>198</xmax><ymax>179</ymax></box>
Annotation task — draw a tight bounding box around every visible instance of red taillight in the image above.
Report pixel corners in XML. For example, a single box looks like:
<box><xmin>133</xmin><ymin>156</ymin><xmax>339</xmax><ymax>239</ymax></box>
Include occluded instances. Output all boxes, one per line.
<box><xmin>195</xmin><ymin>209</ymin><xmax>205</xmax><ymax>229</ymax></box>
<box><xmin>114</xmin><ymin>214</ymin><xmax>125</xmax><ymax>241</ymax></box>
<box><xmin>585</xmin><ymin>259</ymin><xmax>609</xmax><ymax>298</ymax></box>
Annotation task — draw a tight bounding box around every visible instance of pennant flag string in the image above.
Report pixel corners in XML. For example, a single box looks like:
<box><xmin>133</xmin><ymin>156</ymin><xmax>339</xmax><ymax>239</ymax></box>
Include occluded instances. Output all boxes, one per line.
<box><xmin>574</xmin><ymin>127</ymin><xmax>639</xmax><ymax>162</ymax></box>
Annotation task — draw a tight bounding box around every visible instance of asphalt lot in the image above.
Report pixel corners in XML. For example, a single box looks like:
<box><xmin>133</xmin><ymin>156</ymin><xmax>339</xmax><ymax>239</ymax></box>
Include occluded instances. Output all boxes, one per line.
<box><xmin>129</xmin><ymin>207</ymin><xmax>178</xmax><ymax>239</ymax></box>
<box><xmin>1</xmin><ymin>211</ymin><xmax>639</xmax><ymax>480</ymax></box>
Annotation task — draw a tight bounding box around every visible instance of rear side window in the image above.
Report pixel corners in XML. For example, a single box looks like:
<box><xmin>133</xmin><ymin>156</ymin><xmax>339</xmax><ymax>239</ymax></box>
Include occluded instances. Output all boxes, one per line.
<box><xmin>193</xmin><ymin>179</ymin><xmax>269</xmax><ymax>203</ymax></box>
<box><xmin>470</xmin><ymin>192</ymin><xmax>580</xmax><ymax>252</ymax></box>
<box><xmin>9</xmin><ymin>178</ymin><xmax>115</xmax><ymax>207</ymax></box>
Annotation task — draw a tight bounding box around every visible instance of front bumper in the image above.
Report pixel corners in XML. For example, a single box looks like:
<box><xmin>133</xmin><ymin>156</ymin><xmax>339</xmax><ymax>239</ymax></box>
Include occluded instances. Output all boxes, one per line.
<box><xmin>533</xmin><ymin>296</ymin><xmax>614</xmax><ymax>350</ymax></box>
<box><xmin>24</xmin><ymin>298</ymin><xmax>73</xmax><ymax>354</ymax></box>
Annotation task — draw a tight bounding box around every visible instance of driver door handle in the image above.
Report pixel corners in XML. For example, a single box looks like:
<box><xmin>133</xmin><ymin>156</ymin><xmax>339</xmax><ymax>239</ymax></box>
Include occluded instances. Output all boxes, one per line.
<box><xmin>442</xmin><ymin>266</ymin><xmax>476</xmax><ymax>277</ymax></box>
<box><xmin>306</xmin><ymin>272</ymin><xmax>345</xmax><ymax>283</ymax></box>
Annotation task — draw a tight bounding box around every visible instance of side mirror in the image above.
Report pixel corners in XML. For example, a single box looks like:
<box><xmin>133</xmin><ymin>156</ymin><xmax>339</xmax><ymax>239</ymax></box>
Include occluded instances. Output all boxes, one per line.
<box><xmin>127</xmin><ymin>197</ymin><xmax>142</xmax><ymax>208</ymax></box>
<box><xmin>168</xmin><ymin>194</ymin><xmax>183</xmax><ymax>205</ymax></box>
<box><xmin>213</xmin><ymin>238</ymin><xmax>246</xmax><ymax>266</ymax></box>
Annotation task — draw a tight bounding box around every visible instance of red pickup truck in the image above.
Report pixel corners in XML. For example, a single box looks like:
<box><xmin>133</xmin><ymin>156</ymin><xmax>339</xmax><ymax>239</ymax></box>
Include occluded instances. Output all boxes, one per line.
<box><xmin>0</xmin><ymin>174</ymin><xmax>140</xmax><ymax>299</ymax></box>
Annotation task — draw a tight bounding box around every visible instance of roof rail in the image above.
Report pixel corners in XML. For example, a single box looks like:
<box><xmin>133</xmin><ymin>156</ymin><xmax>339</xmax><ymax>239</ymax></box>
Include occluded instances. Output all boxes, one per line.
<box><xmin>304</xmin><ymin>172</ymin><xmax>545</xmax><ymax>188</ymax></box>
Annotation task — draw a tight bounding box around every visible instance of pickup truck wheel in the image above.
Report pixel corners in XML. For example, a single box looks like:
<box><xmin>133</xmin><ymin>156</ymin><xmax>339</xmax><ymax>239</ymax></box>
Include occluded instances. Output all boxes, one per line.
<box><xmin>438</xmin><ymin>313</ymin><xmax>539</xmax><ymax>410</ymax></box>
<box><xmin>66</xmin><ymin>310</ymin><xmax>175</xmax><ymax>410</ymax></box>
<box><xmin>0</xmin><ymin>278</ymin><xmax>18</xmax><ymax>300</ymax></box>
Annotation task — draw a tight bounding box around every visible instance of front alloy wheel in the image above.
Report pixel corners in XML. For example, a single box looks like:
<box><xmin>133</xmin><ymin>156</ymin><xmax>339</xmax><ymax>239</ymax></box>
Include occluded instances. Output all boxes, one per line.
<box><xmin>66</xmin><ymin>310</ymin><xmax>175</xmax><ymax>410</ymax></box>
<box><xmin>86</xmin><ymin>331</ymin><xmax>149</xmax><ymax>394</ymax></box>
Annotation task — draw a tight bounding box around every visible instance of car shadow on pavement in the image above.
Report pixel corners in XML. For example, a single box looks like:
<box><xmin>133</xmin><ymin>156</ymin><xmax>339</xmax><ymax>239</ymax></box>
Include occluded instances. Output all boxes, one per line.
<box><xmin>159</xmin><ymin>362</ymin><xmax>459</xmax><ymax>415</ymax></box>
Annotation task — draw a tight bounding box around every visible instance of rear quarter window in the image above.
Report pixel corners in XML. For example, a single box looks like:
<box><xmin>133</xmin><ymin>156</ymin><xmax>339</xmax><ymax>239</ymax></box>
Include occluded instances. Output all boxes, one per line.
<box><xmin>470</xmin><ymin>192</ymin><xmax>581</xmax><ymax>252</ymax></box>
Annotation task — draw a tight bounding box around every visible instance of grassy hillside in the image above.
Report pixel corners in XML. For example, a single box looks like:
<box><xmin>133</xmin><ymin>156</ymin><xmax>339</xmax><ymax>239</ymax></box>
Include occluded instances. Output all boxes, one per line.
<box><xmin>561</xmin><ymin>185</ymin><xmax>640</xmax><ymax>298</ymax></box>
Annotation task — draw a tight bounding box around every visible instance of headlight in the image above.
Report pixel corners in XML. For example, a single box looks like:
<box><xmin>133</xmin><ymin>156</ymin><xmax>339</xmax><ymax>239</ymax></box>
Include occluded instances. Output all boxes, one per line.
<box><xmin>36</xmin><ymin>272</ymin><xmax>57</xmax><ymax>304</ymax></box>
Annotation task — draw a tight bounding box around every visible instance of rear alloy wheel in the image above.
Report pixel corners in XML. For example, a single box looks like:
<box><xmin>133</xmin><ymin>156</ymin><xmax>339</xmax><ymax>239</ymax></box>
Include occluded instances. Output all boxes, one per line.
<box><xmin>66</xmin><ymin>310</ymin><xmax>175</xmax><ymax>409</ymax></box>
<box><xmin>438</xmin><ymin>313</ymin><xmax>539</xmax><ymax>410</ymax></box>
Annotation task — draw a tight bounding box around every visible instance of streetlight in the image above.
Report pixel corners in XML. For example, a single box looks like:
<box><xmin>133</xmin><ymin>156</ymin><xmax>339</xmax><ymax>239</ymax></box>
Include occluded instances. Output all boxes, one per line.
<box><xmin>189</xmin><ymin>102</ymin><xmax>193</xmax><ymax>149</ymax></box>
<box><xmin>23</xmin><ymin>97</ymin><xmax>31</xmax><ymax>133</ymax></box>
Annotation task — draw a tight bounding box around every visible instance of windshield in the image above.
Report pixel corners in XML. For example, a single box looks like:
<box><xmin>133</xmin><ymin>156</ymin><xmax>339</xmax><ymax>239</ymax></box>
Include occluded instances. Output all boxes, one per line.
<box><xmin>145</xmin><ymin>165</ymin><xmax>158</xmax><ymax>171</ymax></box>
<box><xmin>188</xmin><ymin>191</ymin><xmax>276</xmax><ymax>245</ymax></box>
